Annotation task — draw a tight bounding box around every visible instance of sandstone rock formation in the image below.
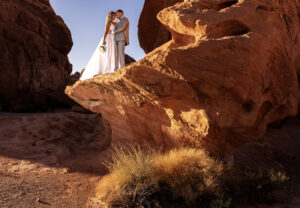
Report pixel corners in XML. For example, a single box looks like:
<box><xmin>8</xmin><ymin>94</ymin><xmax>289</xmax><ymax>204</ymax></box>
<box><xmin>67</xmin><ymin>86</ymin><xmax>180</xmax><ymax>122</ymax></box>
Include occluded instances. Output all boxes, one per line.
<box><xmin>125</xmin><ymin>54</ymin><xmax>136</xmax><ymax>65</ymax></box>
<box><xmin>138</xmin><ymin>0</ymin><xmax>183</xmax><ymax>53</ymax></box>
<box><xmin>66</xmin><ymin>0</ymin><xmax>300</xmax><ymax>155</ymax></box>
<box><xmin>0</xmin><ymin>0</ymin><xmax>73</xmax><ymax>111</ymax></box>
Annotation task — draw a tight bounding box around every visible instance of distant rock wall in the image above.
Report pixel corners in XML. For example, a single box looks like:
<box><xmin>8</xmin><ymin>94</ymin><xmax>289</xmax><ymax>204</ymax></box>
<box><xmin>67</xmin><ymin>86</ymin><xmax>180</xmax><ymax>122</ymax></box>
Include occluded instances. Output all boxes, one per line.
<box><xmin>138</xmin><ymin>0</ymin><xmax>183</xmax><ymax>53</ymax></box>
<box><xmin>125</xmin><ymin>54</ymin><xmax>136</xmax><ymax>65</ymax></box>
<box><xmin>67</xmin><ymin>0</ymin><xmax>300</xmax><ymax>155</ymax></box>
<box><xmin>0</xmin><ymin>0</ymin><xmax>73</xmax><ymax>111</ymax></box>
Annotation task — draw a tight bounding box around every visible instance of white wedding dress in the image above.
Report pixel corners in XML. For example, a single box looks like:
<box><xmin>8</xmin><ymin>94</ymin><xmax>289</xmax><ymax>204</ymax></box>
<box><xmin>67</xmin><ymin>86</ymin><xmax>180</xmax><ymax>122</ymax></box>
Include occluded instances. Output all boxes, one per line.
<box><xmin>80</xmin><ymin>24</ymin><xmax>117</xmax><ymax>80</ymax></box>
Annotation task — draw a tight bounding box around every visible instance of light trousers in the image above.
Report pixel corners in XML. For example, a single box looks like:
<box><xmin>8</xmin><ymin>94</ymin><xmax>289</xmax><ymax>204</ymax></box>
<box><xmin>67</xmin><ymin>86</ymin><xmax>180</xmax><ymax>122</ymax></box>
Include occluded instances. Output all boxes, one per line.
<box><xmin>115</xmin><ymin>41</ymin><xmax>126</xmax><ymax>70</ymax></box>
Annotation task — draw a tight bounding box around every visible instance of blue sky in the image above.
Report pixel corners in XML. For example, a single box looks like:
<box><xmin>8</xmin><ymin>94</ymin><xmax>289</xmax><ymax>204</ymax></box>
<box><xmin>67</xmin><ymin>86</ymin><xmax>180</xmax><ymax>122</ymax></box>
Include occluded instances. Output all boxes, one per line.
<box><xmin>50</xmin><ymin>0</ymin><xmax>145</xmax><ymax>73</ymax></box>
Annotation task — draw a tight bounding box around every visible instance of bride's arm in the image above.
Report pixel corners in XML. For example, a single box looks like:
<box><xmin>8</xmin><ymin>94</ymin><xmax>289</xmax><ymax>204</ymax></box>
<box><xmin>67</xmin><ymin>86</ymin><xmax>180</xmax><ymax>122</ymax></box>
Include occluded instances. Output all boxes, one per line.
<box><xmin>102</xmin><ymin>21</ymin><xmax>111</xmax><ymax>45</ymax></box>
<box><xmin>111</xmin><ymin>21</ymin><xmax>118</xmax><ymax>26</ymax></box>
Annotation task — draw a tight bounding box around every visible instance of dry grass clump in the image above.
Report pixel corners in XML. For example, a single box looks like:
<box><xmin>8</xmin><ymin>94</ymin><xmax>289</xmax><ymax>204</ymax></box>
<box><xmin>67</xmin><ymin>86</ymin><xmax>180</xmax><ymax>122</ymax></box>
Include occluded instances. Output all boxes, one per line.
<box><xmin>153</xmin><ymin>148</ymin><xmax>224</xmax><ymax>202</ymax></box>
<box><xmin>96</xmin><ymin>146</ymin><xmax>224</xmax><ymax>208</ymax></box>
<box><xmin>96</xmin><ymin>146</ymin><xmax>158</xmax><ymax>207</ymax></box>
<box><xmin>96</xmin><ymin>145</ymin><xmax>288</xmax><ymax>208</ymax></box>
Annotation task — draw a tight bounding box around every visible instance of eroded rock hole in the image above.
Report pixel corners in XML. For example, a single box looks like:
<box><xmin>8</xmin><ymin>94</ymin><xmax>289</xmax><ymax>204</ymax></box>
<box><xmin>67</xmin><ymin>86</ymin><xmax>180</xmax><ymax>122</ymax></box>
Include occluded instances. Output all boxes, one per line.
<box><xmin>242</xmin><ymin>101</ymin><xmax>254</xmax><ymax>113</ymax></box>
<box><xmin>208</xmin><ymin>20</ymin><xmax>250</xmax><ymax>39</ymax></box>
<box><xmin>170</xmin><ymin>29</ymin><xmax>195</xmax><ymax>47</ymax></box>
<box><xmin>216</xmin><ymin>0</ymin><xmax>238</xmax><ymax>10</ymax></box>
<box><xmin>256</xmin><ymin>5</ymin><xmax>271</xmax><ymax>11</ymax></box>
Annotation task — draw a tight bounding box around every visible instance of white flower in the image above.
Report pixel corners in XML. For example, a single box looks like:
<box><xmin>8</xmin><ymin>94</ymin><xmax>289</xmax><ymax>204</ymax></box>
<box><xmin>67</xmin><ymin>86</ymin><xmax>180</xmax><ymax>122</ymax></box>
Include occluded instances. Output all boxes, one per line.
<box><xmin>99</xmin><ymin>45</ymin><xmax>106</xmax><ymax>53</ymax></box>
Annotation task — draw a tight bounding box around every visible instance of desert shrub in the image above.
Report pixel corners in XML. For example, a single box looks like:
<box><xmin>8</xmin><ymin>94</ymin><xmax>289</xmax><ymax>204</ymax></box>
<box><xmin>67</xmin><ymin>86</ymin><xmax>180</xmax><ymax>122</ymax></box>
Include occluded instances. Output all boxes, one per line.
<box><xmin>222</xmin><ymin>169</ymin><xmax>289</xmax><ymax>204</ymax></box>
<box><xmin>96</xmin><ymin>145</ymin><xmax>159</xmax><ymax>207</ymax></box>
<box><xmin>210</xmin><ymin>197</ymin><xmax>232</xmax><ymax>208</ymax></box>
<box><xmin>97</xmin><ymin>146</ymin><xmax>224</xmax><ymax>207</ymax></box>
<box><xmin>96</xmin><ymin>145</ymin><xmax>288</xmax><ymax>208</ymax></box>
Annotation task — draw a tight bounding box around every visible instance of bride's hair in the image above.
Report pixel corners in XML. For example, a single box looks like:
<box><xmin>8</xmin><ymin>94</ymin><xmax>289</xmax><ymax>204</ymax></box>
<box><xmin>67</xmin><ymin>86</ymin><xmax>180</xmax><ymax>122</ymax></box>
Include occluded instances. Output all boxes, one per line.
<box><xmin>106</xmin><ymin>11</ymin><xmax>116</xmax><ymax>24</ymax></box>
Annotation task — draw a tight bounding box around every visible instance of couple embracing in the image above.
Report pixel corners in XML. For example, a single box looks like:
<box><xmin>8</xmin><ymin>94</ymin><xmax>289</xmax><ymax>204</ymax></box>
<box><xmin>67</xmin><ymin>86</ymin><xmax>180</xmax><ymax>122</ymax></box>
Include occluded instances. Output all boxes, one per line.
<box><xmin>80</xmin><ymin>10</ymin><xmax>129</xmax><ymax>80</ymax></box>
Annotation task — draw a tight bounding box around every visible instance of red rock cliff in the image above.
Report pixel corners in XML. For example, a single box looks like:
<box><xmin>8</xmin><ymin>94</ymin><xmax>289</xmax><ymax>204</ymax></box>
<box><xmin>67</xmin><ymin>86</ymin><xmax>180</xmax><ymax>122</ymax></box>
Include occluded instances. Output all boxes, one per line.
<box><xmin>0</xmin><ymin>0</ymin><xmax>73</xmax><ymax>110</ymax></box>
<box><xmin>66</xmin><ymin>0</ymin><xmax>300</xmax><ymax>155</ymax></box>
<box><xmin>138</xmin><ymin>0</ymin><xmax>184</xmax><ymax>53</ymax></box>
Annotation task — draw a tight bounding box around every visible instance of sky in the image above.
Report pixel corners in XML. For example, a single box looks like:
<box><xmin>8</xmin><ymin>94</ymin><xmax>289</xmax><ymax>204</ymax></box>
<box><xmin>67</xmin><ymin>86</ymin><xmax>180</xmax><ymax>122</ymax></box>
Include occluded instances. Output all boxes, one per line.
<box><xmin>50</xmin><ymin>0</ymin><xmax>145</xmax><ymax>73</ymax></box>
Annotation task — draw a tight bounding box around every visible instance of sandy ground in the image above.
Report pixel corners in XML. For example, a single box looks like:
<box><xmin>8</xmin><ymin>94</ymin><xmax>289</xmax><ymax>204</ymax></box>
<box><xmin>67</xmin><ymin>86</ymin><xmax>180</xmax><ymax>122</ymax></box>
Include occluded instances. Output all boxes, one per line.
<box><xmin>0</xmin><ymin>112</ymin><xmax>109</xmax><ymax>208</ymax></box>
<box><xmin>0</xmin><ymin>161</ymin><xmax>100</xmax><ymax>208</ymax></box>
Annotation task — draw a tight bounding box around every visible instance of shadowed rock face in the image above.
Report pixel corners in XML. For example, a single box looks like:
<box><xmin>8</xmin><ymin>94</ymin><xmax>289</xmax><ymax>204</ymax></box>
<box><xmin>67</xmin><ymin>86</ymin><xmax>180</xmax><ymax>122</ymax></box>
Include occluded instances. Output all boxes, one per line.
<box><xmin>66</xmin><ymin>0</ymin><xmax>300</xmax><ymax>155</ymax></box>
<box><xmin>0</xmin><ymin>0</ymin><xmax>73</xmax><ymax>111</ymax></box>
<box><xmin>125</xmin><ymin>54</ymin><xmax>136</xmax><ymax>65</ymax></box>
<box><xmin>138</xmin><ymin>0</ymin><xmax>184</xmax><ymax>53</ymax></box>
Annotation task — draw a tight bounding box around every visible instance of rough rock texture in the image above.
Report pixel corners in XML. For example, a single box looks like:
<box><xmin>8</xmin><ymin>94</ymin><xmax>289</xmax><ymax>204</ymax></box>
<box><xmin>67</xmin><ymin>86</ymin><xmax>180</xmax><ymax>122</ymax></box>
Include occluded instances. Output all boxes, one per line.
<box><xmin>66</xmin><ymin>0</ymin><xmax>300</xmax><ymax>155</ymax></box>
<box><xmin>138</xmin><ymin>0</ymin><xmax>183</xmax><ymax>53</ymax></box>
<box><xmin>0</xmin><ymin>0</ymin><xmax>73</xmax><ymax>111</ymax></box>
<box><xmin>0</xmin><ymin>112</ymin><xmax>108</xmax><ymax>172</ymax></box>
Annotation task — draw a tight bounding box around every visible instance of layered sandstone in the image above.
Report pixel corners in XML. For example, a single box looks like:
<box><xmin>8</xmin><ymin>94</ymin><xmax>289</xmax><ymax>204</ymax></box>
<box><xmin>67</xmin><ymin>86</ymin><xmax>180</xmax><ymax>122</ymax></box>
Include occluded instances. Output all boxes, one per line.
<box><xmin>66</xmin><ymin>0</ymin><xmax>300</xmax><ymax>155</ymax></box>
<box><xmin>0</xmin><ymin>0</ymin><xmax>73</xmax><ymax>111</ymax></box>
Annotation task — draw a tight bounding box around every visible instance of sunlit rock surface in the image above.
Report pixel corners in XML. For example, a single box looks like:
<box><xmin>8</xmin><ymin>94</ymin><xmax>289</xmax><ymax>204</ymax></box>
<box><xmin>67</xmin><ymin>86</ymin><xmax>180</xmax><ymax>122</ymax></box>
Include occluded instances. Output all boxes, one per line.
<box><xmin>66</xmin><ymin>0</ymin><xmax>300</xmax><ymax>155</ymax></box>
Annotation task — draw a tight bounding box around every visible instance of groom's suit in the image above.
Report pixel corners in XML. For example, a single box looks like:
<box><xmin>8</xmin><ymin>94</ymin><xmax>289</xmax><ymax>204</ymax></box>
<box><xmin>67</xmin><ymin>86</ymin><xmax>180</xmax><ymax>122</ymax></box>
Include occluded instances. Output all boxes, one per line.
<box><xmin>114</xmin><ymin>17</ymin><xmax>129</xmax><ymax>69</ymax></box>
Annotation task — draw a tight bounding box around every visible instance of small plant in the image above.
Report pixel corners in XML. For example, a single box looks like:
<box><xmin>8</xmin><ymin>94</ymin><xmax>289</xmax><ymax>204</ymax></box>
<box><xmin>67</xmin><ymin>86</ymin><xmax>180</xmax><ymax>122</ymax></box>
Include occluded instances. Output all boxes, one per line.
<box><xmin>269</xmin><ymin>171</ymin><xmax>289</xmax><ymax>184</ymax></box>
<box><xmin>97</xmin><ymin>145</ymin><xmax>159</xmax><ymax>207</ymax></box>
<box><xmin>222</xmin><ymin>169</ymin><xmax>289</xmax><ymax>205</ymax></box>
<box><xmin>247</xmin><ymin>169</ymin><xmax>289</xmax><ymax>196</ymax></box>
<box><xmin>210</xmin><ymin>197</ymin><xmax>232</xmax><ymax>208</ymax></box>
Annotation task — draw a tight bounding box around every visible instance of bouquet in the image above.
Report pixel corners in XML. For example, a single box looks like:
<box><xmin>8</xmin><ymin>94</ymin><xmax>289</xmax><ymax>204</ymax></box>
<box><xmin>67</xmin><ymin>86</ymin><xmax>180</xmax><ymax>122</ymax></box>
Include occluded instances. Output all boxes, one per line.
<box><xmin>99</xmin><ymin>44</ymin><xmax>106</xmax><ymax>53</ymax></box>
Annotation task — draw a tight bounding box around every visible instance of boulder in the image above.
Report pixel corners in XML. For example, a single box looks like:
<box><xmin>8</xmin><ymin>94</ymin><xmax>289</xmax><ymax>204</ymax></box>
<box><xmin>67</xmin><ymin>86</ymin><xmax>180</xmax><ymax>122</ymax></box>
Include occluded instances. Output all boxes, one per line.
<box><xmin>66</xmin><ymin>0</ymin><xmax>300</xmax><ymax>155</ymax></box>
<box><xmin>0</xmin><ymin>0</ymin><xmax>73</xmax><ymax>111</ymax></box>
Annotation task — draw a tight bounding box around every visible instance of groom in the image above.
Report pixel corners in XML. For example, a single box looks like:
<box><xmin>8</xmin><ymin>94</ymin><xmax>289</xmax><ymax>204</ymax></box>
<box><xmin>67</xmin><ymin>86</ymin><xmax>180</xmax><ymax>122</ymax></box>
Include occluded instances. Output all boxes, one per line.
<box><xmin>113</xmin><ymin>9</ymin><xmax>129</xmax><ymax>69</ymax></box>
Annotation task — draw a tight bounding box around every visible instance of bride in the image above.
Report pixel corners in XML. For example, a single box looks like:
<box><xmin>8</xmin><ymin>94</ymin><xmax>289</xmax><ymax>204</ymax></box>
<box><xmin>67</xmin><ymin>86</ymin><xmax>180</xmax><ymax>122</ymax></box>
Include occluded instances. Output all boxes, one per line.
<box><xmin>80</xmin><ymin>11</ymin><xmax>118</xmax><ymax>80</ymax></box>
